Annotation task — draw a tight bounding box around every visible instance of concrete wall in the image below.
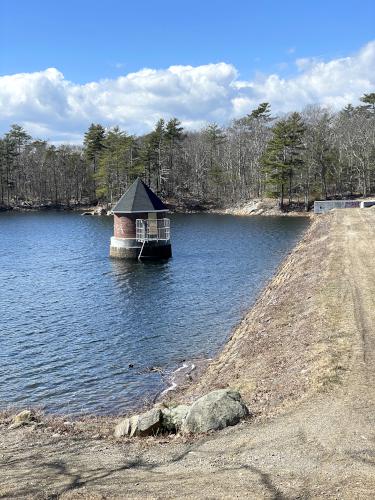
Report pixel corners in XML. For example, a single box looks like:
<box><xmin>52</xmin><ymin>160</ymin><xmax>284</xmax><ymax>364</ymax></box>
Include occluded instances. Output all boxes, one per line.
<box><xmin>314</xmin><ymin>200</ymin><xmax>361</xmax><ymax>214</ymax></box>
<box><xmin>360</xmin><ymin>201</ymin><xmax>375</xmax><ymax>208</ymax></box>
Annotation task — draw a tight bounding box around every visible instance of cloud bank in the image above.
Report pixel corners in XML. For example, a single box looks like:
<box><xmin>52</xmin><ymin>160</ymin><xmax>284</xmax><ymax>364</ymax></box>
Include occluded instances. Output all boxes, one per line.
<box><xmin>1</xmin><ymin>41</ymin><xmax>374</xmax><ymax>142</ymax></box>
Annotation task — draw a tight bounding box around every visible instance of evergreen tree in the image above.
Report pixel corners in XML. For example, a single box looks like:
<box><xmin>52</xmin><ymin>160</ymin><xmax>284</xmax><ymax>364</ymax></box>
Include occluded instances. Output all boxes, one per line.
<box><xmin>138</xmin><ymin>119</ymin><xmax>166</xmax><ymax>192</ymax></box>
<box><xmin>203</xmin><ymin>123</ymin><xmax>226</xmax><ymax>199</ymax></box>
<box><xmin>360</xmin><ymin>92</ymin><xmax>375</xmax><ymax>113</ymax></box>
<box><xmin>261</xmin><ymin>113</ymin><xmax>305</xmax><ymax>210</ymax></box>
<box><xmin>165</xmin><ymin>118</ymin><xmax>184</xmax><ymax>194</ymax></box>
<box><xmin>96</xmin><ymin>127</ymin><xmax>134</xmax><ymax>203</ymax></box>
<box><xmin>250</xmin><ymin>102</ymin><xmax>272</xmax><ymax>121</ymax></box>
<box><xmin>4</xmin><ymin>125</ymin><xmax>31</xmax><ymax>203</ymax></box>
<box><xmin>83</xmin><ymin>123</ymin><xmax>106</xmax><ymax>199</ymax></box>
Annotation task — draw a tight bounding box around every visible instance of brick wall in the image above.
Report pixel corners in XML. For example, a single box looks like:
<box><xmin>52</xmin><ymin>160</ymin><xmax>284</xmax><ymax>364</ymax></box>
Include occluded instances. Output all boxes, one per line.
<box><xmin>114</xmin><ymin>213</ymin><xmax>148</xmax><ymax>238</ymax></box>
<box><xmin>114</xmin><ymin>213</ymin><xmax>167</xmax><ymax>238</ymax></box>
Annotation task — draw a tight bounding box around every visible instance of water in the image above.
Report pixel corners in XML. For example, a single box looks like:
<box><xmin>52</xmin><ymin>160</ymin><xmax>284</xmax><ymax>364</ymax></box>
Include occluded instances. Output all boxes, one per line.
<box><xmin>0</xmin><ymin>211</ymin><xmax>308</xmax><ymax>415</ymax></box>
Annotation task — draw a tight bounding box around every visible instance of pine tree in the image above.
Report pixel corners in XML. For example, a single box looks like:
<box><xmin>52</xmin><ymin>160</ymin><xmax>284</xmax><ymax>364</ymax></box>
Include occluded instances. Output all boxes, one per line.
<box><xmin>83</xmin><ymin>123</ymin><xmax>106</xmax><ymax>199</ymax></box>
<box><xmin>203</xmin><ymin>123</ymin><xmax>226</xmax><ymax>199</ymax></box>
<box><xmin>96</xmin><ymin>127</ymin><xmax>134</xmax><ymax>203</ymax></box>
<box><xmin>138</xmin><ymin>119</ymin><xmax>166</xmax><ymax>192</ymax></box>
<box><xmin>250</xmin><ymin>102</ymin><xmax>272</xmax><ymax>121</ymax></box>
<box><xmin>360</xmin><ymin>92</ymin><xmax>375</xmax><ymax>113</ymax></box>
<box><xmin>261</xmin><ymin>113</ymin><xmax>305</xmax><ymax>210</ymax></box>
<box><xmin>165</xmin><ymin>118</ymin><xmax>184</xmax><ymax>194</ymax></box>
<box><xmin>4</xmin><ymin>125</ymin><xmax>31</xmax><ymax>203</ymax></box>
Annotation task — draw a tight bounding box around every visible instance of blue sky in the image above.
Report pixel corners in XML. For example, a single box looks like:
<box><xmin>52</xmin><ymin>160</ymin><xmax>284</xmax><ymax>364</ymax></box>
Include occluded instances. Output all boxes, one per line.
<box><xmin>1</xmin><ymin>0</ymin><xmax>374</xmax><ymax>82</ymax></box>
<box><xmin>0</xmin><ymin>0</ymin><xmax>374</xmax><ymax>141</ymax></box>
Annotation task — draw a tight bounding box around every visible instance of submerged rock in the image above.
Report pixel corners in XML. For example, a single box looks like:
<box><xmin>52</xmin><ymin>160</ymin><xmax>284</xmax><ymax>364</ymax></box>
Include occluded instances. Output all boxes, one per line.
<box><xmin>161</xmin><ymin>405</ymin><xmax>190</xmax><ymax>432</ymax></box>
<box><xmin>182</xmin><ymin>389</ymin><xmax>249</xmax><ymax>434</ymax></box>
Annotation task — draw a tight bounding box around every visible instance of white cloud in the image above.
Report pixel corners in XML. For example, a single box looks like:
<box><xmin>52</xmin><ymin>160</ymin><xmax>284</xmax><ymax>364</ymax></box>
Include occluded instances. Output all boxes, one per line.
<box><xmin>1</xmin><ymin>41</ymin><xmax>375</xmax><ymax>142</ymax></box>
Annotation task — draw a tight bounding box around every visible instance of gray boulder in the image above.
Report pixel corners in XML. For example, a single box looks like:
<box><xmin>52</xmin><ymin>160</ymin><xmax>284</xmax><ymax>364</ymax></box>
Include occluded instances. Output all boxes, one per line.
<box><xmin>114</xmin><ymin>408</ymin><xmax>162</xmax><ymax>438</ymax></box>
<box><xmin>182</xmin><ymin>389</ymin><xmax>249</xmax><ymax>434</ymax></box>
<box><xmin>161</xmin><ymin>405</ymin><xmax>190</xmax><ymax>432</ymax></box>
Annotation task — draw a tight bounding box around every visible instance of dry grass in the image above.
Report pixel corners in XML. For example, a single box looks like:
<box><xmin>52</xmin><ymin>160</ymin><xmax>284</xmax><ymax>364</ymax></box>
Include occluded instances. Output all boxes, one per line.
<box><xmin>164</xmin><ymin>213</ymin><xmax>354</xmax><ymax>417</ymax></box>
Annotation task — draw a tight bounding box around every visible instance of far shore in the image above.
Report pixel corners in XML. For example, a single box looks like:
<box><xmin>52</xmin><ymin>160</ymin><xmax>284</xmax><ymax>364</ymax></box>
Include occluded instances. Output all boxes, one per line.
<box><xmin>0</xmin><ymin>197</ymin><xmax>313</xmax><ymax>217</ymax></box>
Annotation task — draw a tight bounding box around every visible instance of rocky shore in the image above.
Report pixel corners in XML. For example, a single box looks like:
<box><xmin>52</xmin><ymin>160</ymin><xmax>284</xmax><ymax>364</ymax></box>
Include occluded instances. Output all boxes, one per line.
<box><xmin>0</xmin><ymin>197</ymin><xmax>312</xmax><ymax>216</ymax></box>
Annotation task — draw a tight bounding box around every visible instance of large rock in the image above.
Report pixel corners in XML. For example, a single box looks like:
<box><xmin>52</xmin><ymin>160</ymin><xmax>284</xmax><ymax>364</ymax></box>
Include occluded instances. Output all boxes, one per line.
<box><xmin>161</xmin><ymin>405</ymin><xmax>190</xmax><ymax>432</ymax></box>
<box><xmin>182</xmin><ymin>389</ymin><xmax>249</xmax><ymax>434</ymax></box>
<box><xmin>114</xmin><ymin>408</ymin><xmax>162</xmax><ymax>438</ymax></box>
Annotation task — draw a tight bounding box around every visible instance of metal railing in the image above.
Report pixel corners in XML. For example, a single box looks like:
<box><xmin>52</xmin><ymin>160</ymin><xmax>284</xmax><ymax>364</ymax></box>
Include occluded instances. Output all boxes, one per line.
<box><xmin>136</xmin><ymin>218</ymin><xmax>170</xmax><ymax>242</ymax></box>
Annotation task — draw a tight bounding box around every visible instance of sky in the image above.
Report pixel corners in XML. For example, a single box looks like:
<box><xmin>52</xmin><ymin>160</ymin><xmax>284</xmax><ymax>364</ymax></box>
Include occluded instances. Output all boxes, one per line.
<box><xmin>0</xmin><ymin>0</ymin><xmax>374</xmax><ymax>142</ymax></box>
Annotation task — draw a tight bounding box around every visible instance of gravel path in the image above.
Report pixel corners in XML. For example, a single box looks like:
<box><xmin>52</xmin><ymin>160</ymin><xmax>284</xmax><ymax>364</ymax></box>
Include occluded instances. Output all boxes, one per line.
<box><xmin>1</xmin><ymin>209</ymin><xmax>375</xmax><ymax>499</ymax></box>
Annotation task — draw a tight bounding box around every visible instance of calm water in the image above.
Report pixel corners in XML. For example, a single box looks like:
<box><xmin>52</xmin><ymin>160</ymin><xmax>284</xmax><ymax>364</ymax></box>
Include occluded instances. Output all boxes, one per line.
<box><xmin>0</xmin><ymin>211</ymin><xmax>308</xmax><ymax>415</ymax></box>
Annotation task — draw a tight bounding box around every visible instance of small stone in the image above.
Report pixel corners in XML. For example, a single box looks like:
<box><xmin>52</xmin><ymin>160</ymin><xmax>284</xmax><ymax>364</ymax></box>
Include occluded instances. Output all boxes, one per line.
<box><xmin>8</xmin><ymin>410</ymin><xmax>36</xmax><ymax>429</ymax></box>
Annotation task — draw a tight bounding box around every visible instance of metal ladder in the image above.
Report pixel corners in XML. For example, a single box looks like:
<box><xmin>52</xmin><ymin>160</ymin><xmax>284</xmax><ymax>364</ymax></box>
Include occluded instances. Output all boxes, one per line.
<box><xmin>138</xmin><ymin>240</ymin><xmax>146</xmax><ymax>261</ymax></box>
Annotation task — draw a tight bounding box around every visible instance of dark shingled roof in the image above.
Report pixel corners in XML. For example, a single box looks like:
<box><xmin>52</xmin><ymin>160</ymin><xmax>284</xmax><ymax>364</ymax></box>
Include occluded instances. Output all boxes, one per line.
<box><xmin>112</xmin><ymin>178</ymin><xmax>168</xmax><ymax>213</ymax></box>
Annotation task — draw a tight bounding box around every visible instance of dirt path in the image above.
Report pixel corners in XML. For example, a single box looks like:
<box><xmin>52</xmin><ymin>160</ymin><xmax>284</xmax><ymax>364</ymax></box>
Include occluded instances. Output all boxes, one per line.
<box><xmin>1</xmin><ymin>209</ymin><xmax>375</xmax><ymax>499</ymax></box>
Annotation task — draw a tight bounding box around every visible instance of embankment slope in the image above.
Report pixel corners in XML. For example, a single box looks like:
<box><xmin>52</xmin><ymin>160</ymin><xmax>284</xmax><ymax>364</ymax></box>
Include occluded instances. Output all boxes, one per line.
<box><xmin>1</xmin><ymin>209</ymin><xmax>375</xmax><ymax>499</ymax></box>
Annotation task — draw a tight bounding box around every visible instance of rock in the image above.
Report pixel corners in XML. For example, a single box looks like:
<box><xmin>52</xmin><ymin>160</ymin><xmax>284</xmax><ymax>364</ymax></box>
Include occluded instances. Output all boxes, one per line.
<box><xmin>9</xmin><ymin>410</ymin><xmax>36</xmax><ymax>429</ymax></box>
<box><xmin>136</xmin><ymin>408</ymin><xmax>162</xmax><ymax>436</ymax></box>
<box><xmin>114</xmin><ymin>409</ymin><xmax>162</xmax><ymax>438</ymax></box>
<box><xmin>114</xmin><ymin>418</ymin><xmax>130</xmax><ymax>438</ymax></box>
<box><xmin>93</xmin><ymin>207</ymin><xmax>107</xmax><ymax>216</ymax></box>
<box><xmin>161</xmin><ymin>405</ymin><xmax>190</xmax><ymax>432</ymax></box>
<box><xmin>248</xmin><ymin>202</ymin><xmax>260</xmax><ymax>213</ymax></box>
<box><xmin>182</xmin><ymin>389</ymin><xmax>249</xmax><ymax>434</ymax></box>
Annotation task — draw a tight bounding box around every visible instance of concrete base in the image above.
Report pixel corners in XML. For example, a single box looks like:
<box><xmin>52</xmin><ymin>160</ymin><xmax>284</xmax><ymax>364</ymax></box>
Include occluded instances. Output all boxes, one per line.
<box><xmin>110</xmin><ymin>237</ymin><xmax>172</xmax><ymax>260</ymax></box>
<box><xmin>110</xmin><ymin>246</ymin><xmax>140</xmax><ymax>259</ymax></box>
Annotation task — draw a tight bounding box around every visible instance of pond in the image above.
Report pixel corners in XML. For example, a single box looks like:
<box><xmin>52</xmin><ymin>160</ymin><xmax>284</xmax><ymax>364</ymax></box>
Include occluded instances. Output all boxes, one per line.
<box><xmin>0</xmin><ymin>211</ymin><xmax>308</xmax><ymax>415</ymax></box>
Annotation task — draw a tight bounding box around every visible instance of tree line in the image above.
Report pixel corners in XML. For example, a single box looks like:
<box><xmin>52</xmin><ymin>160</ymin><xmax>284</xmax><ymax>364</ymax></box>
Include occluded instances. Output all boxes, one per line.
<box><xmin>1</xmin><ymin>92</ymin><xmax>374</xmax><ymax>211</ymax></box>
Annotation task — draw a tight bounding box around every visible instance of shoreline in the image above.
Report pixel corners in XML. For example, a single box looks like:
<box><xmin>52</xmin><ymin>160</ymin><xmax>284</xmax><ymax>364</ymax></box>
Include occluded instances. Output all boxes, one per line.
<box><xmin>3</xmin><ymin>209</ymin><xmax>375</xmax><ymax>497</ymax></box>
<box><xmin>1</xmin><ymin>197</ymin><xmax>313</xmax><ymax>217</ymax></box>
<box><xmin>0</xmin><ymin>213</ymin><xmax>313</xmax><ymax>429</ymax></box>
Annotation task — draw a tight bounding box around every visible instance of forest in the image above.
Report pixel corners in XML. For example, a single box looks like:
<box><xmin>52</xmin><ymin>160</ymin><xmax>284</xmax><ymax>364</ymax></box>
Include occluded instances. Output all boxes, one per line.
<box><xmin>0</xmin><ymin>93</ymin><xmax>374</xmax><ymax>212</ymax></box>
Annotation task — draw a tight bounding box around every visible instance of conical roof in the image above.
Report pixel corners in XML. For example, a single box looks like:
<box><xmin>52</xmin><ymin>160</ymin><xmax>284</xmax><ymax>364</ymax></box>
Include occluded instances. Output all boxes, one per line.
<box><xmin>112</xmin><ymin>178</ymin><xmax>168</xmax><ymax>213</ymax></box>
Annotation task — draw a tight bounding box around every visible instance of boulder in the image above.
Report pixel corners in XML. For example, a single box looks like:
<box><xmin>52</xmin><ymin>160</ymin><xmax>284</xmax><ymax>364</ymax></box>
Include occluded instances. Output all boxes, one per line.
<box><xmin>114</xmin><ymin>409</ymin><xmax>162</xmax><ymax>438</ymax></box>
<box><xmin>9</xmin><ymin>409</ymin><xmax>36</xmax><ymax>429</ymax></box>
<box><xmin>182</xmin><ymin>389</ymin><xmax>249</xmax><ymax>434</ymax></box>
<box><xmin>135</xmin><ymin>408</ymin><xmax>162</xmax><ymax>436</ymax></box>
<box><xmin>161</xmin><ymin>405</ymin><xmax>190</xmax><ymax>432</ymax></box>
